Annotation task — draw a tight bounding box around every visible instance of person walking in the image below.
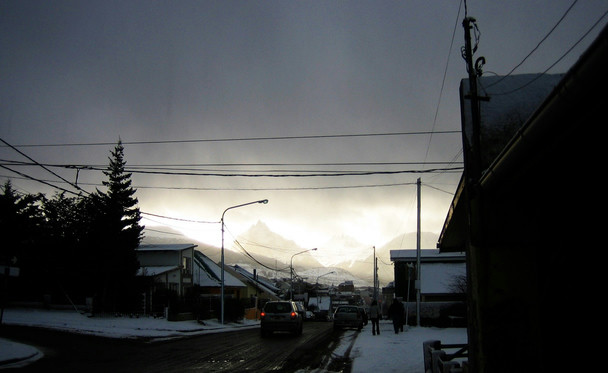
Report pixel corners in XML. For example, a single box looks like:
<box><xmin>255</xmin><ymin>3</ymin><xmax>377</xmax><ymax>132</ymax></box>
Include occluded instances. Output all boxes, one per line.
<box><xmin>369</xmin><ymin>300</ymin><xmax>380</xmax><ymax>335</ymax></box>
<box><xmin>388</xmin><ymin>298</ymin><xmax>404</xmax><ymax>334</ymax></box>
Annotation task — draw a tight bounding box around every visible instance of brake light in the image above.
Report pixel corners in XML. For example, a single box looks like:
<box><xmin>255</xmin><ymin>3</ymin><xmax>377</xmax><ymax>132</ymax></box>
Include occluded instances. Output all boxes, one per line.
<box><xmin>260</xmin><ymin>312</ymin><xmax>266</xmax><ymax>318</ymax></box>
<box><xmin>291</xmin><ymin>312</ymin><xmax>297</xmax><ymax>319</ymax></box>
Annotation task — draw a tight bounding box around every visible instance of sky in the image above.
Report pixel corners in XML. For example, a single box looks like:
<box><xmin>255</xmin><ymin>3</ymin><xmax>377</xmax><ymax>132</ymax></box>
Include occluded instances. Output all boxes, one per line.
<box><xmin>2</xmin><ymin>0</ymin><xmax>607</xmax><ymax>265</ymax></box>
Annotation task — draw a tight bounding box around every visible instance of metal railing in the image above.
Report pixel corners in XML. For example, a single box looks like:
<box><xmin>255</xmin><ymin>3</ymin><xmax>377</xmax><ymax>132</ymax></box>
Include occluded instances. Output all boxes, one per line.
<box><xmin>423</xmin><ymin>340</ymin><xmax>468</xmax><ymax>373</ymax></box>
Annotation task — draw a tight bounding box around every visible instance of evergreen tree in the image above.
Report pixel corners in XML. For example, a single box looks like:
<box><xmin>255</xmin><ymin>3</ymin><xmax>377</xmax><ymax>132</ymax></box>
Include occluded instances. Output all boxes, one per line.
<box><xmin>0</xmin><ymin>181</ymin><xmax>45</xmax><ymax>299</ymax></box>
<box><xmin>93</xmin><ymin>141</ymin><xmax>144</xmax><ymax>312</ymax></box>
<box><xmin>41</xmin><ymin>192</ymin><xmax>92</xmax><ymax>302</ymax></box>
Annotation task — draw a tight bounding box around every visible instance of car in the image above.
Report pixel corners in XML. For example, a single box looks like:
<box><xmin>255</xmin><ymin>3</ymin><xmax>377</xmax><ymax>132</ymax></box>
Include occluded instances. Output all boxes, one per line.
<box><xmin>260</xmin><ymin>301</ymin><xmax>303</xmax><ymax>337</ymax></box>
<box><xmin>333</xmin><ymin>305</ymin><xmax>364</xmax><ymax>331</ymax></box>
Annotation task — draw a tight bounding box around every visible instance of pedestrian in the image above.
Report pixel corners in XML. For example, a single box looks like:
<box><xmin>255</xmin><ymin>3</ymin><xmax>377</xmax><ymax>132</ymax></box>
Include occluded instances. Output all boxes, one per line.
<box><xmin>369</xmin><ymin>300</ymin><xmax>380</xmax><ymax>335</ymax></box>
<box><xmin>388</xmin><ymin>298</ymin><xmax>404</xmax><ymax>334</ymax></box>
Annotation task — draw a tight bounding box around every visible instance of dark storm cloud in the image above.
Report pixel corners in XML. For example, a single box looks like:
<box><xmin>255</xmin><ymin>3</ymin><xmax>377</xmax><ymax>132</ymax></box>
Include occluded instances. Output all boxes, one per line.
<box><xmin>2</xmin><ymin>1</ymin><xmax>606</xmax><ymax>255</ymax></box>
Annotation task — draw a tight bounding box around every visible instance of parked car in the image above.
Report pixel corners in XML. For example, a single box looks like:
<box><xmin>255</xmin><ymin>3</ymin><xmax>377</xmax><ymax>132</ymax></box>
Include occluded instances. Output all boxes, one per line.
<box><xmin>333</xmin><ymin>305</ymin><xmax>364</xmax><ymax>331</ymax></box>
<box><xmin>260</xmin><ymin>301</ymin><xmax>303</xmax><ymax>337</ymax></box>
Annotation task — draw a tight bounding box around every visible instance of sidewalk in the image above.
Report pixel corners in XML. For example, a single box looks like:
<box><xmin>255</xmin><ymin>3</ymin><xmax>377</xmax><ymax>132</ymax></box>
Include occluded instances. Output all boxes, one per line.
<box><xmin>321</xmin><ymin>320</ymin><xmax>467</xmax><ymax>373</ymax></box>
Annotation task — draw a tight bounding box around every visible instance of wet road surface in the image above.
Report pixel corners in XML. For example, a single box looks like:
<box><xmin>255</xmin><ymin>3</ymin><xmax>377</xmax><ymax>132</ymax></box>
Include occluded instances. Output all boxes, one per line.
<box><xmin>1</xmin><ymin>321</ymin><xmax>338</xmax><ymax>372</ymax></box>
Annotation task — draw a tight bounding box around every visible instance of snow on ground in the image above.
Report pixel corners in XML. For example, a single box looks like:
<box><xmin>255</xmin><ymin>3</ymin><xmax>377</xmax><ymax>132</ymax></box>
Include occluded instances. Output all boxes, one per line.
<box><xmin>348</xmin><ymin>322</ymin><xmax>466</xmax><ymax>373</ymax></box>
<box><xmin>1</xmin><ymin>308</ymin><xmax>467</xmax><ymax>372</ymax></box>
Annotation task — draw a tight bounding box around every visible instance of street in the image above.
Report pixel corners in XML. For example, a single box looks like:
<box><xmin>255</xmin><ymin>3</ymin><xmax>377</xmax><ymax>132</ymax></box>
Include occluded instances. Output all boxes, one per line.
<box><xmin>1</xmin><ymin>321</ymin><xmax>337</xmax><ymax>372</ymax></box>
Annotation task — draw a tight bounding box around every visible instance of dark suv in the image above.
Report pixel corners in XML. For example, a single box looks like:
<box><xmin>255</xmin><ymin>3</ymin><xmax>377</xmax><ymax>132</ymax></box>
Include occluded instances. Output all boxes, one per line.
<box><xmin>260</xmin><ymin>301</ymin><xmax>303</xmax><ymax>337</ymax></box>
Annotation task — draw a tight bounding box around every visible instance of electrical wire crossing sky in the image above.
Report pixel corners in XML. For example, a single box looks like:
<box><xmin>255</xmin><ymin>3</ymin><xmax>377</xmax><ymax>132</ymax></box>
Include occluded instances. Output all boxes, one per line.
<box><xmin>1</xmin><ymin>0</ymin><xmax>606</xmax><ymax>266</ymax></box>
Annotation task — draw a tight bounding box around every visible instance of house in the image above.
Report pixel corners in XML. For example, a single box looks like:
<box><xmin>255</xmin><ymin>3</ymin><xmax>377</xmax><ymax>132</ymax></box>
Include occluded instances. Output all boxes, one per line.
<box><xmin>390</xmin><ymin>249</ymin><xmax>466</xmax><ymax>302</ymax></box>
<box><xmin>436</xmin><ymin>23</ymin><xmax>607</xmax><ymax>372</ymax></box>
<box><xmin>136</xmin><ymin>243</ymin><xmax>196</xmax><ymax>296</ymax></box>
<box><xmin>192</xmin><ymin>250</ymin><xmax>246</xmax><ymax>297</ymax></box>
<box><xmin>225</xmin><ymin>265</ymin><xmax>281</xmax><ymax>319</ymax></box>
<box><xmin>308</xmin><ymin>294</ymin><xmax>332</xmax><ymax>320</ymax></box>
<box><xmin>229</xmin><ymin>264</ymin><xmax>281</xmax><ymax>302</ymax></box>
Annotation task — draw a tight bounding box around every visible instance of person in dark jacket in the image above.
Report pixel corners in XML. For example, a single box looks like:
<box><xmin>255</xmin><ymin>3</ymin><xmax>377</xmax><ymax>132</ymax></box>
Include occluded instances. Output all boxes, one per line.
<box><xmin>388</xmin><ymin>298</ymin><xmax>404</xmax><ymax>334</ymax></box>
<box><xmin>369</xmin><ymin>300</ymin><xmax>380</xmax><ymax>335</ymax></box>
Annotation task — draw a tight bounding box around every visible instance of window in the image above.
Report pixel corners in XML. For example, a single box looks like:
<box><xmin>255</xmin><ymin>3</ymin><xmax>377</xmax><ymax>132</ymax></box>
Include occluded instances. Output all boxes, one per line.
<box><xmin>182</xmin><ymin>256</ymin><xmax>192</xmax><ymax>275</ymax></box>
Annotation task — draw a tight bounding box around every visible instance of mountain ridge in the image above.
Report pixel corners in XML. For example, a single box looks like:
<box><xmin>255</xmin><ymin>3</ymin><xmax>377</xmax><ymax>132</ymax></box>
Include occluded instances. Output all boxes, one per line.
<box><xmin>143</xmin><ymin>222</ymin><xmax>440</xmax><ymax>287</ymax></box>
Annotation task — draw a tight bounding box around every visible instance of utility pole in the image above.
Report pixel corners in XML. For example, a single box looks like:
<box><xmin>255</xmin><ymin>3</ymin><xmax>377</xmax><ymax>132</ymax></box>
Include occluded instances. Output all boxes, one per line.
<box><xmin>415</xmin><ymin>177</ymin><xmax>421</xmax><ymax>326</ymax></box>
<box><xmin>462</xmin><ymin>16</ymin><xmax>484</xmax><ymax>185</ymax></box>
<box><xmin>373</xmin><ymin>246</ymin><xmax>377</xmax><ymax>300</ymax></box>
<box><xmin>462</xmin><ymin>15</ymin><xmax>486</xmax><ymax>373</ymax></box>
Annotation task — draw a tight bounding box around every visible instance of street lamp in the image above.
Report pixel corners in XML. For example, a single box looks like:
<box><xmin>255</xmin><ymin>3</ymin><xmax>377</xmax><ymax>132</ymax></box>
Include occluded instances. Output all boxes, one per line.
<box><xmin>290</xmin><ymin>248</ymin><xmax>317</xmax><ymax>300</ymax></box>
<box><xmin>221</xmin><ymin>199</ymin><xmax>268</xmax><ymax>324</ymax></box>
<box><xmin>315</xmin><ymin>271</ymin><xmax>335</xmax><ymax>286</ymax></box>
<box><xmin>315</xmin><ymin>271</ymin><xmax>335</xmax><ymax>311</ymax></box>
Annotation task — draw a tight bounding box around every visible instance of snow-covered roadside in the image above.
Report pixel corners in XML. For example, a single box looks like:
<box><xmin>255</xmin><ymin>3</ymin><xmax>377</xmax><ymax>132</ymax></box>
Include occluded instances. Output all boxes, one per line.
<box><xmin>0</xmin><ymin>307</ymin><xmax>259</xmax><ymax>368</ymax></box>
<box><xmin>306</xmin><ymin>321</ymin><xmax>467</xmax><ymax>373</ymax></box>
<box><xmin>1</xmin><ymin>308</ymin><xmax>258</xmax><ymax>339</ymax></box>
<box><xmin>1</xmin><ymin>308</ymin><xmax>467</xmax><ymax>372</ymax></box>
<box><xmin>0</xmin><ymin>338</ymin><xmax>43</xmax><ymax>369</ymax></box>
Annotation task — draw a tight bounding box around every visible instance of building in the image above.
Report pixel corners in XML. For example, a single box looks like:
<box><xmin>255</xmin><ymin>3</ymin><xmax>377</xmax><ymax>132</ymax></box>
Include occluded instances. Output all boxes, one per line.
<box><xmin>136</xmin><ymin>243</ymin><xmax>196</xmax><ymax>296</ymax></box>
<box><xmin>390</xmin><ymin>249</ymin><xmax>466</xmax><ymax>302</ymax></box>
<box><xmin>230</xmin><ymin>264</ymin><xmax>280</xmax><ymax>302</ymax></box>
<box><xmin>437</xmin><ymin>23</ymin><xmax>607</xmax><ymax>373</ymax></box>
<box><xmin>192</xmin><ymin>250</ymin><xmax>246</xmax><ymax>297</ymax></box>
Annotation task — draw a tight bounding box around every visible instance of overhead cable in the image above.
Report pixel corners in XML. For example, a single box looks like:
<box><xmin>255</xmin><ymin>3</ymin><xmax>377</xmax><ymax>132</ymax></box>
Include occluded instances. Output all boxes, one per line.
<box><xmin>2</xmin><ymin>130</ymin><xmax>461</xmax><ymax>148</ymax></box>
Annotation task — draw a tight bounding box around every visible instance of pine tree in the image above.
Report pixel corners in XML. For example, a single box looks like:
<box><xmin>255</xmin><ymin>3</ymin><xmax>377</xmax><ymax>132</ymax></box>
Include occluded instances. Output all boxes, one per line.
<box><xmin>0</xmin><ymin>181</ymin><xmax>45</xmax><ymax>299</ymax></box>
<box><xmin>93</xmin><ymin>141</ymin><xmax>144</xmax><ymax>312</ymax></box>
<box><xmin>101</xmin><ymin>140</ymin><xmax>144</xmax><ymax>250</ymax></box>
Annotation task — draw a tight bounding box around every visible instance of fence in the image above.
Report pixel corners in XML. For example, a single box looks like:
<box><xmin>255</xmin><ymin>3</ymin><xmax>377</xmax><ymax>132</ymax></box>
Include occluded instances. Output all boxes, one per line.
<box><xmin>423</xmin><ymin>340</ymin><xmax>468</xmax><ymax>373</ymax></box>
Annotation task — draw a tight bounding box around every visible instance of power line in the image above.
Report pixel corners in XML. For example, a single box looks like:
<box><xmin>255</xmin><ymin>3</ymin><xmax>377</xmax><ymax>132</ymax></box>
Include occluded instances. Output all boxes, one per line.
<box><xmin>486</xmin><ymin>0</ymin><xmax>579</xmax><ymax>90</ymax></box>
<box><xmin>224</xmin><ymin>224</ymin><xmax>290</xmax><ymax>272</ymax></box>
<box><xmin>98</xmin><ymin>166</ymin><xmax>464</xmax><ymax>178</ymax></box>
<box><xmin>0</xmin><ymin>172</ymin><xmax>442</xmax><ymax>192</ymax></box>
<box><xmin>0</xmin><ymin>137</ymin><xmax>87</xmax><ymax>195</ymax></box>
<box><xmin>489</xmin><ymin>7</ymin><xmax>608</xmax><ymax>96</ymax></box>
<box><xmin>0</xmin><ymin>165</ymin><xmax>81</xmax><ymax>196</ymax></box>
<box><xmin>0</xmin><ymin>159</ymin><xmax>463</xmax><ymax>177</ymax></box>
<box><xmin>424</xmin><ymin>0</ymin><xmax>464</xmax><ymax>163</ymax></box>
<box><xmin>1</xmin><ymin>158</ymin><xmax>464</xmax><ymax>172</ymax></box>
<box><xmin>140</xmin><ymin>211</ymin><xmax>219</xmax><ymax>224</ymax></box>
<box><xmin>2</xmin><ymin>130</ymin><xmax>461</xmax><ymax>148</ymax></box>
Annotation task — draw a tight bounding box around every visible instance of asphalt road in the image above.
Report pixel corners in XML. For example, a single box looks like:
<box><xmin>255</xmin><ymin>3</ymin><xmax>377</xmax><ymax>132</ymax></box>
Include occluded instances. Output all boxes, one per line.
<box><xmin>1</xmin><ymin>321</ymin><xmax>339</xmax><ymax>372</ymax></box>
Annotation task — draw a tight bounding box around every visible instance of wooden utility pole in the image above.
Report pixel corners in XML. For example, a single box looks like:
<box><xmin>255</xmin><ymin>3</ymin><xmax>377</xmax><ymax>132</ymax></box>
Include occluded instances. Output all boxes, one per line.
<box><xmin>373</xmin><ymin>246</ymin><xmax>377</xmax><ymax>300</ymax></box>
<box><xmin>415</xmin><ymin>177</ymin><xmax>421</xmax><ymax>326</ymax></box>
<box><xmin>462</xmin><ymin>15</ymin><xmax>486</xmax><ymax>372</ymax></box>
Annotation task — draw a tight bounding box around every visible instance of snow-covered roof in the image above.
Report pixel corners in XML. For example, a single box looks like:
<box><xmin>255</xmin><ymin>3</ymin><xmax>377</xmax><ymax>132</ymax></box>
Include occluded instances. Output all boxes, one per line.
<box><xmin>137</xmin><ymin>266</ymin><xmax>179</xmax><ymax>276</ymax></box>
<box><xmin>193</xmin><ymin>251</ymin><xmax>245</xmax><ymax>288</ymax></box>
<box><xmin>390</xmin><ymin>249</ymin><xmax>465</xmax><ymax>262</ymax></box>
<box><xmin>232</xmin><ymin>265</ymin><xmax>280</xmax><ymax>294</ymax></box>
<box><xmin>137</xmin><ymin>243</ymin><xmax>197</xmax><ymax>252</ymax></box>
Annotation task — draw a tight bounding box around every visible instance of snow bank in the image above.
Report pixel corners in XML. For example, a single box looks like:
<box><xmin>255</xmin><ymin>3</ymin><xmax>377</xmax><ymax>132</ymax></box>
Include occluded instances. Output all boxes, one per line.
<box><xmin>1</xmin><ymin>308</ymin><xmax>258</xmax><ymax>339</ymax></box>
<box><xmin>318</xmin><ymin>321</ymin><xmax>467</xmax><ymax>373</ymax></box>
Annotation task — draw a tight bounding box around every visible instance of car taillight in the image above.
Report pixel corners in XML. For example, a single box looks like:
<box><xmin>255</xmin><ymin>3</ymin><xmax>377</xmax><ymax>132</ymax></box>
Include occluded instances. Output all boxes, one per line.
<box><xmin>291</xmin><ymin>312</ymin><xmax>297</xmax><ymax>319</ymax></box>
<box><xmin>260</xmin><ymin>312</ymin><xmax>266</xmax><ymax>318</ymax></box>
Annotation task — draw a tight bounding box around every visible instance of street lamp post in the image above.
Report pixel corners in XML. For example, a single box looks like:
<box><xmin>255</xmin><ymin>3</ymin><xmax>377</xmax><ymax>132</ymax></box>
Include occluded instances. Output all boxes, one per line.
<box><xmin>221</xmin><ymin>199</ymin><xmax>268</xmax><ymax>324</ymax></box>
<box><xmin>315</xmin><ymin>271</ymin><xmax>335</xmax><ymax>311</ymax></box>
<box><xmin>290</xmin><ymin>248</ymin><xmax>317</xmax><ymax>300</ymax></box>
<box><xmin>315</xmin><ymin>271</ymin><xmax>335</xmax><ymax>286</ymax></box>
